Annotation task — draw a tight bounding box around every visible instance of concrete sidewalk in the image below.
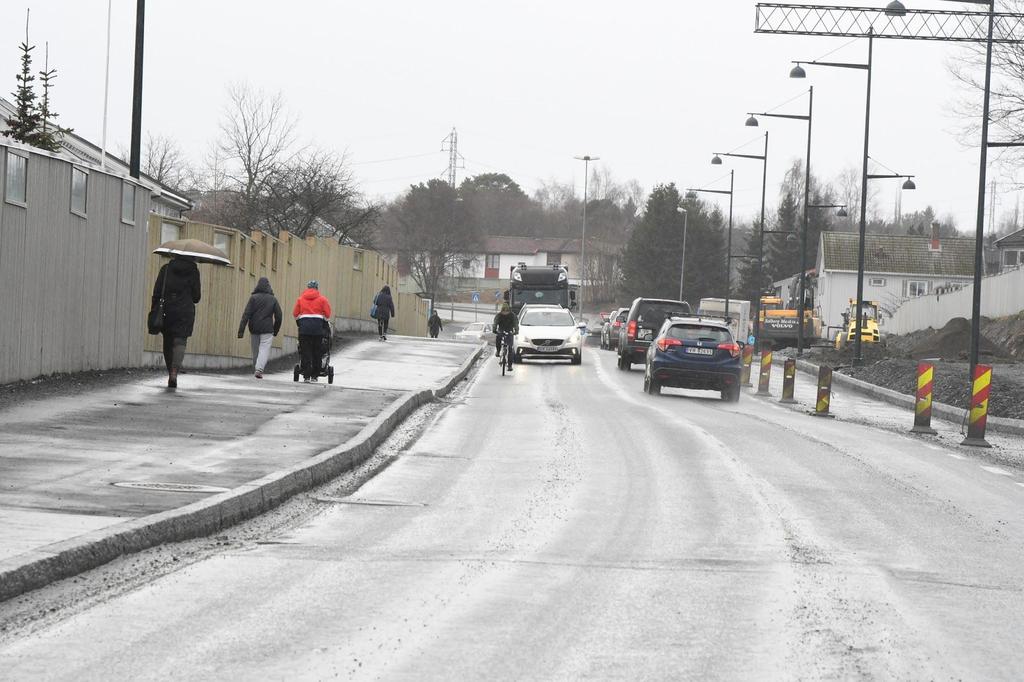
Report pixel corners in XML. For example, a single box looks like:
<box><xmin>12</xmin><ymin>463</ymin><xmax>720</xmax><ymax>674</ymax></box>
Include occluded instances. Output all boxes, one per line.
<box><xmin>0</xmin><ymin>336</ymin><xmax>482</xmax><ymax>600</ymax></box>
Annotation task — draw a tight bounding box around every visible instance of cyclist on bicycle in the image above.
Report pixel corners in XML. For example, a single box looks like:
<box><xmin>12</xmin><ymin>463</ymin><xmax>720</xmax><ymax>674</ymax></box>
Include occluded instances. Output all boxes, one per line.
<box><xmin>493</xmin><ymin>302</ymin><xmax>519</xmax><ymax>360</ymax></box>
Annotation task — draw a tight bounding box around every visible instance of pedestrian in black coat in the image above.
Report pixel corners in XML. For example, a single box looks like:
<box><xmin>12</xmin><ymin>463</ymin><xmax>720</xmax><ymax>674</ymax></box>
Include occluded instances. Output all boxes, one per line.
<box><xmin>373</xmin><ymin>285</ymin><xmax>396</xmax><ymax>341</ymax></box>
<box><xmin>428</xmin><ymin>310</ymin><xmax>443</xmax><ymax>338</ymax></box>
<box><xmin>152</xmin><ymin>256</ymin><xmax>201</xmax><ymax>388</ymax></box>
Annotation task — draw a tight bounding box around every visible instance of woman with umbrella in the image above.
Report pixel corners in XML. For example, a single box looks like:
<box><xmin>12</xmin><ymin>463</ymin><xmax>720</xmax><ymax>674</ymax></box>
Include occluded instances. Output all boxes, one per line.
<box><xmin>150</xmin><ymin>239</ymin><xmax>229</xmax><ymax>388</ymax></box>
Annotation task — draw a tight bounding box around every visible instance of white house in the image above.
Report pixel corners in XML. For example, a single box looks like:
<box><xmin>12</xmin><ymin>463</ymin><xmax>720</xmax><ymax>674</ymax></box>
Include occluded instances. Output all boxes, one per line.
<box><xmin>815</xmin><ymin>230</ymin><xmax>975</xmax><ymax>335</ymax></box>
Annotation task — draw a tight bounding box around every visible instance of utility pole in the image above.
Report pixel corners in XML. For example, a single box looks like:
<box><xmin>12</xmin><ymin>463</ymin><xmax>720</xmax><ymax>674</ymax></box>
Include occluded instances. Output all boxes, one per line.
<box><xmin>128</xmin><ymin>0</ymin><xmax>145</xmax><ymax>179</ymax></box>
<box><xmin>575</xmin><ymin>155</ymin><xmax>600</xmax><ymax>321</ymax></box>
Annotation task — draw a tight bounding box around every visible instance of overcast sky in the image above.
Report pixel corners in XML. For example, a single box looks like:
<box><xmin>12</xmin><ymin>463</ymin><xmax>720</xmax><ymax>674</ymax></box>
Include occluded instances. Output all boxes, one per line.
<box><xmin>2</xmin><ymin>1</ymin><xmax>1015</xmax><ymax>232</ymax></box>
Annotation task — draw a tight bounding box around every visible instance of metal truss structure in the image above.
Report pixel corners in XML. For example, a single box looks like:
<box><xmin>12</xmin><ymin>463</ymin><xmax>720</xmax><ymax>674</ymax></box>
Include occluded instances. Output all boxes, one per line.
<box><xmin>755</xmin><ymin>3</ymin><xmax>1024</xmax><ymax>43</ymax></box>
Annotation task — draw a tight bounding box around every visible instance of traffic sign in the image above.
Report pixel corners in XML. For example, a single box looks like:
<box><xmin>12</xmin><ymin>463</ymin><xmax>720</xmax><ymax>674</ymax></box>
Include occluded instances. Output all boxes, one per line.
<box><xmin>471</xmin><ymin>291</ymin><xmax>480</xmax><ymax>303</ymax></box>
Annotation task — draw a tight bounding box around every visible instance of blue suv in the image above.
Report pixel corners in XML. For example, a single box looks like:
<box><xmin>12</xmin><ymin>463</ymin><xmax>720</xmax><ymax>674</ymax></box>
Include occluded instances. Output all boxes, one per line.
<box><xmin>643</xmin><ymin>317</ymin><xmax>742</xmax><ymax>401</ymax></box>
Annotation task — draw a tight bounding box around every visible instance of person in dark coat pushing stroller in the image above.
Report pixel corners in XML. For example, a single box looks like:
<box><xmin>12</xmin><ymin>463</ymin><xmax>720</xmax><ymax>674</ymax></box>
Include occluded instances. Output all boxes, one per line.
<box><xmin>373</xmin><ymin>285</ymin><xmax>396</xmax><ymax>341</ymax></box>
<box><xmin>152</xmin><ymin>256</ymin><xmax>201</xmax><ymax>388</ymax></box>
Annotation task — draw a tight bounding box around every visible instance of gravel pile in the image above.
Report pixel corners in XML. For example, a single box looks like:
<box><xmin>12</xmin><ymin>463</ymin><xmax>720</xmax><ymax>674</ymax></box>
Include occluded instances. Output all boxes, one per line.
<box><xmin>841</xmin><ymin>359</ymin><xmax>1024</xmax><ymax>421</ymax></box>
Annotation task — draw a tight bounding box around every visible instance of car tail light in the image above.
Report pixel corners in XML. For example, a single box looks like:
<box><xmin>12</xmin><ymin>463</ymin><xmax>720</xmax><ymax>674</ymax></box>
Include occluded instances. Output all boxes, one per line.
<box><xmin>627</xmin><ymin>320</ymin><xmax>637</xmax><ymax>340</ymax></box>
<box><xmin>717</xmin><ymin>342</ymin><xmax>741</xmax><ymax>358</ymax></box>
<box><xmin>656</xmin><ymin>337</ymin><xmax>682</xmax><ymax>352</ymax></box>
<box><xmin>613</xmin><ymin>320</ymin><xmax>622</xmax><ymax>328</ymax></box>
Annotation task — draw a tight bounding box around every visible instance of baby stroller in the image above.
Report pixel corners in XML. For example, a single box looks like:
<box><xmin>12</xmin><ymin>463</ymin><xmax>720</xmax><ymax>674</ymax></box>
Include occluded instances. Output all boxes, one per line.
<box><xmin>293</xmin><ymin>319</ymin><xmax>335</xmax><ymax>384</ymax></box>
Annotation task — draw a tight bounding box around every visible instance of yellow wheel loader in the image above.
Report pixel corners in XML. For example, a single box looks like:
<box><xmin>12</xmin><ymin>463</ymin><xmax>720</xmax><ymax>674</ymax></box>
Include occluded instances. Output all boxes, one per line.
<box><xmin>834</xmin><ymin>299</ymin><xmax>881</xmax><ymax>350</ymax></box>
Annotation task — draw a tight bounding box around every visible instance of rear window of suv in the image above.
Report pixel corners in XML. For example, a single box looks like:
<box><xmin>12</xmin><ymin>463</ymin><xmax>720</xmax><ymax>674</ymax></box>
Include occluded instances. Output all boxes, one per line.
<box><xmin>667</xmin><ymin>324</ymin><xmax>731</xmax><ymax>343</ymax></box>
<box><xmin>636</xmin><ymin>302</ymin><xmax>691</xmax><ymax>328</ymax></box>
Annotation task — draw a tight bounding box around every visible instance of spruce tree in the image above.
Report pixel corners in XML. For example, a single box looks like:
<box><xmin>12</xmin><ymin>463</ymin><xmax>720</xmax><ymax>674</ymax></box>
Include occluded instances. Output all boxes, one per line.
<box><xmin>34</xmin><ymin>42</ymin><xmax>70</xmax><ymax>151</ymax></box>
<box><xmin>5</xmin><ymin>14</ymin><xmax>41</xmax><ymax>145</ymax></box>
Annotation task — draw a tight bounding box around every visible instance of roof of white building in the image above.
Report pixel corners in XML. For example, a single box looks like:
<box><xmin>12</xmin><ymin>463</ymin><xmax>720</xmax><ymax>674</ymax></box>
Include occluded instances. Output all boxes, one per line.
<box><xmin>820</xmin><ymin>232</ymin><xmax>975</xmax><ymax>277</ymax></box>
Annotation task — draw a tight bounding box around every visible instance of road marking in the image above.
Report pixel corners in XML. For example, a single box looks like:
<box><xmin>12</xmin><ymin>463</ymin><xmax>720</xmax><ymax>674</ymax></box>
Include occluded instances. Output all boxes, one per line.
<box><xmin>947</xmin><ymin>453</ymin><xmax>967</xmax><ymax>460</ymax></box>
<box><xmin>1016</xmin><ymin>482</ymin><xmax>1024</xmax><ymax>489</ymax></box>
<box><xmin>980</xmin><ymin>466</ymin><xmax>1014</xmax><ymax>477</ymax></box>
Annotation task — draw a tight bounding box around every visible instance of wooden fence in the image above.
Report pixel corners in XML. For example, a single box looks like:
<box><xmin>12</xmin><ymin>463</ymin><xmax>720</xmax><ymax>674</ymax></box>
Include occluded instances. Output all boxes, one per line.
<box><xmin>143</xmin><ymin>216</ymin><xmax>428</xmax><ymax>367</ymax></box>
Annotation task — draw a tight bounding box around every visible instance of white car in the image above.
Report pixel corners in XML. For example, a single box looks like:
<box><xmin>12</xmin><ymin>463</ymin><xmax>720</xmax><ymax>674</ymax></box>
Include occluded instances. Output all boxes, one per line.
<box><xmin>454</xmin><ymin>321</ymin><xmax>492</xmax><ymax>341</ymax></box>
<box><xmin>515</xmin><ymin>307</ymin><xmax>585</xmax><ymax>365</ymax></box>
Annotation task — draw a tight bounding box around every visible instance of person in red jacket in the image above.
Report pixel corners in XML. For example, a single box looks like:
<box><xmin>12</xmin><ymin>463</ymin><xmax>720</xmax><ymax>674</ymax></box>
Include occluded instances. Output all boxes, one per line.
<box><xmin>292</xmin><ymin>280</ymin><xmax>332</xmax><ymax>382</ymax></box>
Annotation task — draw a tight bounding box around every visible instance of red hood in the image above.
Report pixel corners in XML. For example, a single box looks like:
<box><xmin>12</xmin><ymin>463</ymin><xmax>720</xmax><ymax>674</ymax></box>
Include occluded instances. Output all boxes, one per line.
<box><xmin>300</xmin><ymin>288</ymin><xmax>322</xmax><ymax>300</ymax></box>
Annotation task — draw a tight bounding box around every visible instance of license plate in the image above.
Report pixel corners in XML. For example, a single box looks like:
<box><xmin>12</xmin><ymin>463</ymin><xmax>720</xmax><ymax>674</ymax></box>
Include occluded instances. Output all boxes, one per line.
<box><xmin>536</xmin><ymin>346</ymin><xmax>559</xmax><ymax>353</ymax></box>
<box><xmin>684</xmin><ymin>347</ymin><xmax>714</xmax><ymax>356</ymax></box>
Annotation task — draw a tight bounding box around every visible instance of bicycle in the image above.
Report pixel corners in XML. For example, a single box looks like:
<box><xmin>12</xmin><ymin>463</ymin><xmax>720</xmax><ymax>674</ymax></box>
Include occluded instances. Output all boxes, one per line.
<box><xmin>497</xmin><ymin>331</ymin><xmax>514</xmax><ymax>376</ymax></box>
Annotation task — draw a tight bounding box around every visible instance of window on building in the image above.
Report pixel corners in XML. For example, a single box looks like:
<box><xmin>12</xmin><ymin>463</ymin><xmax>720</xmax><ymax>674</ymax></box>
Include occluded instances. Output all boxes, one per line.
<box><xmin>239</xmin><ymin>236</ymin><xmax>247</xmax><ymax>270</ymax></box>
<box><xmin>70</xmin><ymin>167</ymin><xmax>88</xmax><ymax>216</ymax></box>
<box><xmin>546</xmin><ymin>252</ymin><xmax>562</xmax><ymax>266</ymax></box>
<box><xmin>160</xmin><ymin>221</ymin><xmax>181</xmax><ymax>244</ymax></box>
<box><xmin>461</xmin><ymin>258</ymin><xmax>473</xmax><ymax>270</ymax></box>
<box><xmin>213</xmin><ymin>231</ymin><xmax>232</xmax><ymax>260</ymax></box>
<box><xmin>1004</xmin><ymin>250</ymin><xmax>1020</xmax><ymax>267</ymax></box>
<box><xmin>486</xmin><ymin>254</ymin><xmax>500</xmax><ymax>269</ymax></box>
<box><xmin>353</xmin><ymin>250</ymin><xmax>364</xmax><ymax>271</ymax></box>
<box><xmin>905</xmin><ymin>280</ymin><xmax>929</xmax><ymax>297</ymax></box>
<box><xmin>121</xmin><ymin>181</ymin><xmax>137</xmax><ymax>224</ymax></box>
<box><xmin>868</xmin><ymin>277</ymin><xmax>886</xmax><ymax>287</ymax></box>
<box><xmin>271</xmin><ymin>241</ymin><xmax>279</xmax><ymax>271</ymax></box>
<box><xmin>5</xmin><ymin>150</ymin><xmax>27</xmax><ymax>205</ymax></box>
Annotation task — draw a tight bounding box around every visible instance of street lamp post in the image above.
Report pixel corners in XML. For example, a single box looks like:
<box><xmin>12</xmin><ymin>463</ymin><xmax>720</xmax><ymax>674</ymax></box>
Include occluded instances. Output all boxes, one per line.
<box><xmin>746</xmin><ymin>87</ymin><xmax>812</xmax><ymax>354</ymax></box>
<box><xmin>676</xmin><ymin>207</ymin><xmax>688</xmax><ymax>302</ymax></box>
<box><xmin>575</xmin><ymin>155</ymin><xmax>599</xmax><ymax>320</ymax></box>
<box><xmin>711</xmin><ymin>131</ymin><xmax>769</xmax><ymax>343</ymax></box>
<box><xmin>686</xmin><ymin>170</ymin><xmax>735</xmax><ymax>320</ymax></box>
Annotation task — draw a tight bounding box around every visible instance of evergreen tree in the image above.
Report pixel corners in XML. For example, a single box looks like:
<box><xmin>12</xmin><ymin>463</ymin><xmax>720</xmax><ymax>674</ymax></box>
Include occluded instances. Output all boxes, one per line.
<box><xmin>764</xmin><ymin>191</ymin><xmax>800</xmax><ymax>283</ymax></box>
<box><xmin>5</xmin><ymin>16</ymin><xmax>41</xmax><ymax>145</ymax></box>
<box><xmin>619</xmin><ymin>184</ymin><xmax>726</xmax><ymax>307</ymax></box>
<box><xmin>34</xmin><ymin>42</ymin><xmax>71</xmax><ymax>151</ymax></box>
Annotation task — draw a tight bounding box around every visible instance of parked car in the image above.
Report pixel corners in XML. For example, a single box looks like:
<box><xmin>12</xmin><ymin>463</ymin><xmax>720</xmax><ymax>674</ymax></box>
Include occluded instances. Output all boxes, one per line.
<box><xmin>515</xmin><ymin>306</ymin><xmax>585</xmax><ymax>365</ymax></box>
<box><xmin>600</xmin><ymin>307</ymin><xmax>628</xmax><ymax>351</ymax></box>
<box><xmin>643</xmin><ymin>316</ymin><xmax>742</xmax><ymax>401</ymax></box>
<box><xmin>454</xmin><ymin>321</ymin><xmax>492</xmax><ymax>341</ymax></box>
<box><xmin>617</xmin><ymin>297</ymin><xmax>693</xmax><ymax>370</ymax></box>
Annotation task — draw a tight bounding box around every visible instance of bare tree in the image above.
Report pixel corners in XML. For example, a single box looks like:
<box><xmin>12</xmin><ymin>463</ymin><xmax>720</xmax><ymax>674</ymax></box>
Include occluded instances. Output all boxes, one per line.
<box><xmin>143</xmin><ymin>132</ymin><xmax>188</xmax><ymax>189</ymax></box>
<box><xmin>262</xmin><ymin>149</ymin><xmax>379</xmax><ymax>244</ymax></box>
<box><xmin>218</xmin><ymin>82</ymin><xmax>298</xmax><ymax>225</ymax></box>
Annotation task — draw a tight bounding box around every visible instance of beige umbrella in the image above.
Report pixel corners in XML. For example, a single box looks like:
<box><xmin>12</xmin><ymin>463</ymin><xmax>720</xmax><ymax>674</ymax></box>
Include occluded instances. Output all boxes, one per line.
<box><xmin>154</xmin><ymin>238</ymin><xmax>231</xmax><ymax>266</ymax></box>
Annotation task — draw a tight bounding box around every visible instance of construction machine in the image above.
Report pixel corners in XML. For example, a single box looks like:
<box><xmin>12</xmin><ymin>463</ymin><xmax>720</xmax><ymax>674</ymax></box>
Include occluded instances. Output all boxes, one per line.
<box><xmin>834</xmin><ymin>299</ymin><xmax>882</xmax><ymax>350</ymax></box>
<box><xmin>758</xmin><ymin>295</ymin><xmax>822</xmax><ymax>347</ymax></box>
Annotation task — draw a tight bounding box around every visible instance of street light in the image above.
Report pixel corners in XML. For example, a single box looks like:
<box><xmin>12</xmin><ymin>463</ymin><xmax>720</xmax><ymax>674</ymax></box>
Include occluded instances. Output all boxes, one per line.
<box><xmin>676</xmin><ymin>207</ymin><xmax>688</xmax><ymax>302</ymax></box>
<box><xmin>709</xmin><ymin>132</ymin><xmax>769</xmax><ymax>343</ymax></box>
<box><xmin>746</xmin><ymin>86</ymin><xmax>813</xmax><ymax>354</ymax></box>
<box><xmin>789</xmin><ymin>40</ymin><xmax>875</xmax><ymax>364</ymax></box>
<box><xmin>574</xmin><ymin>155</ymin><xmax>599</xmax><ymax>320</ymax></box>
<box><xmin>686</xmin><ymin>170</ymin><xmax>735</xmax><ymax>320</ymax></box>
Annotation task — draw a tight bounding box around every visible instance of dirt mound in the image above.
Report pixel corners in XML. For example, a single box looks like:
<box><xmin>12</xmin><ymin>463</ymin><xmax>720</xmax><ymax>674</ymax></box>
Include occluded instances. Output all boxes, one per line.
<box><xmin>908</xmin><ymin>317</ymin><xmax>1005</xmax><ymax>361</ymax></box>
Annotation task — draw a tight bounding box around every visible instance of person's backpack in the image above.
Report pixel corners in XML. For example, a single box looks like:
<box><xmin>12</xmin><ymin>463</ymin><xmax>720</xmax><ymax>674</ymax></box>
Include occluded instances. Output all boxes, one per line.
<box><xmin>370</xmin><ymin>293</ymin><xmax>379</xmax><ymax>319</ymax></box>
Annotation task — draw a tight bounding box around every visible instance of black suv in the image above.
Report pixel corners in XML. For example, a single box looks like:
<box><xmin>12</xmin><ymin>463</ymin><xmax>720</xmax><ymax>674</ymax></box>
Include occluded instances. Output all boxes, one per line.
<box><xmin>616</xmin><ymin>297</ymin><xmax>693</xmax><ymax>370</ymax></box>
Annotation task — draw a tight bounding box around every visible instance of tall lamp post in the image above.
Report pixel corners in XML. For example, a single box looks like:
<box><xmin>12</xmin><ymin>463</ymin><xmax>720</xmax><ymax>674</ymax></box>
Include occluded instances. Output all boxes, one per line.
<box><xmin>711</xmin><ymin>131</ymin><xmax>769</xmax><ymax>343</ymax></box>
<box><xmin>575</xmin><ymin>155</ymin><xmax>599</xmax><ymax>320</ymax></box>
<box><xmin>687</xmin><ymin>170</ymin><xmax>735</xmax><ymax>320</ymax></box>
<box><xmin>746</xmin><ymin>86</ymin><xmax>812</xmax><ymax>354</ymax></box>
<box><xmin>676</xmin><ymin>207</ymin><xmax>688</xmax><ymax>302</ymax></box>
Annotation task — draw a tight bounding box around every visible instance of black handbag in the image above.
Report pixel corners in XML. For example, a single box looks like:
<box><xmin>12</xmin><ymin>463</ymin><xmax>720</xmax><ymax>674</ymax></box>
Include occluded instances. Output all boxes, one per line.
<box><xmin>147</xmin><ymin>266</ymin><xmax>169</xmax><ymax>335</ymax></box>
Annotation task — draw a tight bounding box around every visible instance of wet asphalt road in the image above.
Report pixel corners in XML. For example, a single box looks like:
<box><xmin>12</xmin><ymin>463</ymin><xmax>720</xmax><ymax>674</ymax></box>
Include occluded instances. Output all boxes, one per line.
<box><xmin>1</xmin><ymin>347</ymin><xmax>1023</xmax><ymax>679</ymax></box>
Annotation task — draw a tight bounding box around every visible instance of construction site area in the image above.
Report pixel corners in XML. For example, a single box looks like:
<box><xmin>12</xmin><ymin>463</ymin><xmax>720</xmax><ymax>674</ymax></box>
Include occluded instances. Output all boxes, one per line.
<box><xmin>801</xmin><ymin>314</ymin><xmax>1024</xmax><ymax>421</ymax></box>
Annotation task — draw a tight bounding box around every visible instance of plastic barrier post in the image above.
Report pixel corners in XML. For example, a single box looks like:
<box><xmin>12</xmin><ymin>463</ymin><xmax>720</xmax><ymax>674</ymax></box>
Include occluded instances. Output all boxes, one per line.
<box><xmin>780</xmin><ymin>358</ymin><xmax>797</xmax><ymax>404</ymax></box>
<box><xmin>810</xmin><ymin>364</ymin><xmax>835</xmax><ymax>418</ymax></box>
<box><xmin>756</xmin><ymin>344</ymin><xmax>772</xmax><ymax>396</ymax></box>
<box><xmin>911</xmin><ymin>361</ymin><xmax>938</xmax><ymax>435</ymax></box>
<box><xmin>961</xmin><ymin>364</ymin><xmax>992</xmax><ymax>448</ymax></box>
<box><xmin>740</xmin><ymin>344</ymin><xmax>754</xmax><ymax>387</ymax></box>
